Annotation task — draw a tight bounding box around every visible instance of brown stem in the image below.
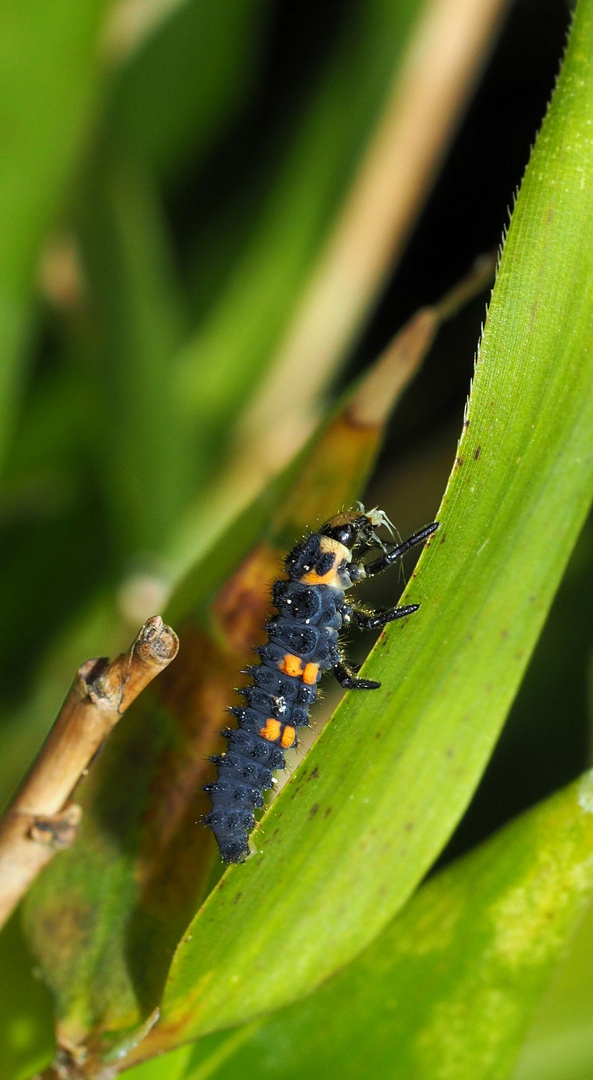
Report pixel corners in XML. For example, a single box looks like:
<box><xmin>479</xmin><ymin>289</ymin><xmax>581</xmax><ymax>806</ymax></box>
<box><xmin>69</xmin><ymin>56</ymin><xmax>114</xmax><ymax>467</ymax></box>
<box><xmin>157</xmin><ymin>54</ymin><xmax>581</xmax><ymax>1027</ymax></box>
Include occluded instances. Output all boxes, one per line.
<box><xmin>0</xmin><ymin>616</ymin><xmax>179</xmax><ymax>929</ymax></box>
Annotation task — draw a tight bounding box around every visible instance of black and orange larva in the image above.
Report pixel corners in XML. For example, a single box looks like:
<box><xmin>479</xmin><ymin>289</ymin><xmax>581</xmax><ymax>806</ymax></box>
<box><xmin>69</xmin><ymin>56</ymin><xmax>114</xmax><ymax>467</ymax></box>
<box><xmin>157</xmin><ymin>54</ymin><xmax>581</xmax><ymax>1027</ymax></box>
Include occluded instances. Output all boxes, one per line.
<box><xmin>204</xmin><ymin>507</ymin><xmax>439</xmax><ymax>862</ymax></box>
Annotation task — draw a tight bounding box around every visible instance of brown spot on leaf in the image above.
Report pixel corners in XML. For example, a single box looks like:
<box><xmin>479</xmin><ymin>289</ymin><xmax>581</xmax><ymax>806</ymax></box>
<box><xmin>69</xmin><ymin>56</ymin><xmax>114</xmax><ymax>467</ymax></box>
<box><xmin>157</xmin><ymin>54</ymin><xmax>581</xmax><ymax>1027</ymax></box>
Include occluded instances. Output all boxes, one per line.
<box><xmin>213</xmin><ymin>542</ymin><xmax>280</xmax><ymax>653</ymax></box>
<box><xmin>474</xmin><ymin>445</ymin><xmax>481</xmax><ymax>460</ymax></box>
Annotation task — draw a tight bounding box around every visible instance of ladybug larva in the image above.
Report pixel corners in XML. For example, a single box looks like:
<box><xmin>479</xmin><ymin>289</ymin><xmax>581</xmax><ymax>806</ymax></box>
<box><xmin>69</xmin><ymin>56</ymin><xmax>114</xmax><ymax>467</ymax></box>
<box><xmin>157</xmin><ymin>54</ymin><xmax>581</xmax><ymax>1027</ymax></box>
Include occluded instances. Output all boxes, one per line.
<box><xmin>204</xmin><ymin>507</ymin><xmax>439</xmax><ymax>862</ymax></box>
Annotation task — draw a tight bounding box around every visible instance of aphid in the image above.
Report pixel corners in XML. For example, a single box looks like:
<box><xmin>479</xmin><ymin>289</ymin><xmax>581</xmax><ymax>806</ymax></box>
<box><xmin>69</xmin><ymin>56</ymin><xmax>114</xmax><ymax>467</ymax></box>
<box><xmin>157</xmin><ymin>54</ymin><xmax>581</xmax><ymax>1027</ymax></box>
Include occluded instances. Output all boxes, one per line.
<box><xmin>204</xmin><ymin>507</ymin><xmax>439</xmax><ymax>862</ymax></box>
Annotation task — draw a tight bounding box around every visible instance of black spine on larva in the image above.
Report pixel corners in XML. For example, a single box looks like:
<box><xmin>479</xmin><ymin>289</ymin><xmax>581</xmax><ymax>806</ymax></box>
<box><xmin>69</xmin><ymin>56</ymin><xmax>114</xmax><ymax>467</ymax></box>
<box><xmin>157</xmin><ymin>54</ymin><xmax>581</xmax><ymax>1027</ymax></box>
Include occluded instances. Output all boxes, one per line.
<box><xmin>205</xmin><ymin>533</ymin><xmax>345</xmax><ymax>863</ymax></box>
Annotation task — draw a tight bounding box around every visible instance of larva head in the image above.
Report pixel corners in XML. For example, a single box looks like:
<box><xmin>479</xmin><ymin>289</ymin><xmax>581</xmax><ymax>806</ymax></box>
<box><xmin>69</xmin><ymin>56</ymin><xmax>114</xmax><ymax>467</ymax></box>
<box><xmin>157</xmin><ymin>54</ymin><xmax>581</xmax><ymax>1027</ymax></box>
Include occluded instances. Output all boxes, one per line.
<box><xmin>320</xmin><ymin>506</ymin><xmax>394</xmax><ymax>554</ymax></box>
<box><xmin>286</xmin><ymin>506</ymin><xmax>394</xmax><ymax>588</ymax></box>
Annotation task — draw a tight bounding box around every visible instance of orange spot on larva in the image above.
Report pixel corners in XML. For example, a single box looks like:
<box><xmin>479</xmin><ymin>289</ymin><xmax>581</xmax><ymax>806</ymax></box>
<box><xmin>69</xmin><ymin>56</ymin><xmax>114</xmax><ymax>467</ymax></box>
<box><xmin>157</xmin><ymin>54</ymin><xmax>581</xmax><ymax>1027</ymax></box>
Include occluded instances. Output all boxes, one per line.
<box><xmin>259</xmin><ymin>718</ymin><xmax>282</xmax><ymax>742</ymax></box>
<box><xmin>279</xmin><ymin>654</ymin><xmax>304</xmax><ymax>677</ymax></box>
<box><xmin>302</xmin><ymin>662</ymin><xmax>319</xmax><ymax>685</ymax></box>
<box><xmin>301</xmin><ymin>565</ymin><xmax>338</xmax><ymax>586</ymax></box>
<box><xmin>301</xmin><ymin>537</ymin><xmax>348</xmax><ymax>586</ymax></box>
<box><xmin>280</xmin><ymin>725</ymin><xmax>297</xmax><ymax>749</ymax></box>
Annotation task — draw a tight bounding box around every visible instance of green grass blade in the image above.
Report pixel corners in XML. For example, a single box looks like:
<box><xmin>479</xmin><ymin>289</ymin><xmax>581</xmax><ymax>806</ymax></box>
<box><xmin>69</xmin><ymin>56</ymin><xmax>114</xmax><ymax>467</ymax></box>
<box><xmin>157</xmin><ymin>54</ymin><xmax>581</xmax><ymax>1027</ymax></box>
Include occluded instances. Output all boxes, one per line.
<box><xmin>149</xmin><ymin>0</ymin><xmax>593</xmax><ymax>1045</ymax></box>
<box><xmin>0</xmin><ymin>0</ymin><xmax>109</xmax><ymax>466</ymax></box>
<box><xmin>167</xmin><ymin>772</ymin><xmax>593</xmax><ymax>1080</ymax></box>
<box><xmin>0</xmin><ymin>914</ymin><xmax>55</xmax><ymax>1080</ymax></box>
<box><xmin>73</xmin><ymin>151</ymin><xmax>190</xmax><ymax>561</ymax></box>
<box><xmin>512</xmin><ymin>885</ymin><xmax>593</xmax><ymax>1080</ymax></box>
<box><xmin>108</xmin><ymin>0</ymin><xmax>271</xmax><ymax>181</ymax></box>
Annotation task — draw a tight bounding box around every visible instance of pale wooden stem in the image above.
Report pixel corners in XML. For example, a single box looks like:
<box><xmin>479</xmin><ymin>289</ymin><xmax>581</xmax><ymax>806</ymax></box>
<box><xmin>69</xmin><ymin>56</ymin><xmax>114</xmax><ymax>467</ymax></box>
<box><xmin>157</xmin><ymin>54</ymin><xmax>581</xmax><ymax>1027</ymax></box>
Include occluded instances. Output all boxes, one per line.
<box><xmin>0</xmin><ymin>615</ymin><xmax>179</xmax><ymax>929</ymax></box>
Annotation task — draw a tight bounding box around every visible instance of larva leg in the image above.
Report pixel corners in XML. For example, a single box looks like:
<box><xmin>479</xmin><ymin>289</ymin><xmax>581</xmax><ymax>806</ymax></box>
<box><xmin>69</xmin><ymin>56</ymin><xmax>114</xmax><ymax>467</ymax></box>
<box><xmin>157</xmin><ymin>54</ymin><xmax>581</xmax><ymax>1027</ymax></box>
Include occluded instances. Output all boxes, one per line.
<box><xmin>332</xmin><ymin>661</ymin><xmax>380</xmax><ymax>691</ymax></box>
<box><xmin>363</xmin><ymin>521</ymin><xmax>439</xmax><ymax>577</ymax></box>
<box><xmin>352</xmin><ymin>603</ymin><xmax>419</xmax><ymax>631</ymax></box>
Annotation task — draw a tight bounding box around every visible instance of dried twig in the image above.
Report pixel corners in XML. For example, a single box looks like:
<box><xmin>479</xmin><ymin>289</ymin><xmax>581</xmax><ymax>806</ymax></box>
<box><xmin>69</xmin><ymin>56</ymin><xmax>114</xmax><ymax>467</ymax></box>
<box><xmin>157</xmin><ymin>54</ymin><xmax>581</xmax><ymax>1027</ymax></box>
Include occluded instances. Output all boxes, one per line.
<box><xmin>0</xmin><ymin>615</ymin><xmax>179</xmax><ymax>929</ymax></box>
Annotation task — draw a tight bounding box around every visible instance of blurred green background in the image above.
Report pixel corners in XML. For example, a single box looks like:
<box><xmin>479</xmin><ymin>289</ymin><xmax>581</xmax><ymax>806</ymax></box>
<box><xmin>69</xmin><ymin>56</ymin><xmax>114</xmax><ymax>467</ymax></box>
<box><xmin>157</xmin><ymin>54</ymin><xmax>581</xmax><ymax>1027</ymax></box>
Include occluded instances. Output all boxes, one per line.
<box><xmin>2</xmin><ymin>0</ymin><xmax>593</xmax><ymax>1077</ymax></box>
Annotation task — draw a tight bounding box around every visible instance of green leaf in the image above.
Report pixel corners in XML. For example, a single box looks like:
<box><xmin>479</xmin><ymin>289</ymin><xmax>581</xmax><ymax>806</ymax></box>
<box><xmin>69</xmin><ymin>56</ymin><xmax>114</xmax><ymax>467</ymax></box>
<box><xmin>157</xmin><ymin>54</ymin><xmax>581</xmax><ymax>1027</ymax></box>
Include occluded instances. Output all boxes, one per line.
<box><xmin>168</xmin><ymin>773</ymin><xmax>593</xmax><ymax>1080</ymax></box>
<box><xmin>149</xmin><ymin>0</ymin><xmax>593</xmax><ymax>1045</ymax></box>
<box><xmin>73</xmin><ymin>151</ymin><xmax>191</xmax><ymax>561</ymax></box>
<box><xmin>127</xmin><ymin>1045</ymin><xmax>195</xmax><ymax>1080</ymax></box>
<box><xmin>0</xmin><ymin>0</ymin><xmax>109</xmax><ymax>466</ymax></box>
<box><xmin>447</xmin><ymin>515</ymin><xmax>593</xmax><ymax>863</ymax></box>
<box><xmin>0</xmin><ymin>914</ymin><xmax>54</xmax><ymax>1080</ymax></box>
<box><xmin>512</xmin><ymin>878</ymin><xmax>593</xmax><ymax>1080</ymax></box>
<box><xmin>108</xmin><ymin>0</ymin><xmax>271</xmax><ymax>181</ymax></box>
